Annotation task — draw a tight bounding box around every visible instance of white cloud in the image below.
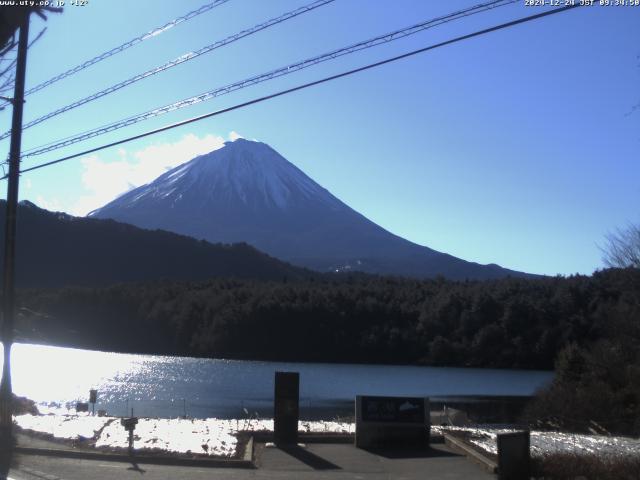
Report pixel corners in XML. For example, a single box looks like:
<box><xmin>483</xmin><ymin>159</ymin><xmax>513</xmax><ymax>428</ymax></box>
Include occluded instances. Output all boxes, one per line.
<box><xmin>229</xmin><ymin>131</ymin><xmax>243</xmax><ymax>141</ymax></box>
<box><xmin>70</xmin><ymin>133</ymin><xmax>225</xmax><ymax>216</ymax></box>
<box><xmin>35</xmin><ymin>195</ymin><xmax>63</xmax><ymax>212</ymax></box>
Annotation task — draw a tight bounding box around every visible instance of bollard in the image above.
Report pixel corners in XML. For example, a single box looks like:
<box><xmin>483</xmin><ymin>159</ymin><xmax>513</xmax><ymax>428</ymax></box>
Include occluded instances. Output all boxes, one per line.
<box><xmin>274</xmin><ymin>371</ymin><xmax>299</xmax><ymax>445</ymax></box>
<box><xmin>497</xmin><ymin>430</ymin><xmax>530</xmax><ymax>480</ymax></box>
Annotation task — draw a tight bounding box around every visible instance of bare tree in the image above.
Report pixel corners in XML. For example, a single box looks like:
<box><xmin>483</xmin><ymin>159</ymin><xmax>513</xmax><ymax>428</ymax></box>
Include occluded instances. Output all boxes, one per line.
<box><xmin>0</xmin><ymin>7</ymin><xmax>61</xmax><ymax>107</ymax></box>
<box><xmin>601</xmin><ymin>223</ymin><xmax>640</xmax><ymax>269</ymax></box>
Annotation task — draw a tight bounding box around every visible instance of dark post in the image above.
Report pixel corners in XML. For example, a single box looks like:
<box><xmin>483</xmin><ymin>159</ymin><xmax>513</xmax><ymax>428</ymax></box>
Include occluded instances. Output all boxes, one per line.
<box><xmin>0</xmin><ymin>8</ymin><xmax>30</xmax><ymax>443</ymax></box>
<box><xmin>128</xmin><ymin>429</ymin><xmax>134</xmax><ymax>454</ymax></box>
<box><xmin>89</xmin><ymin>389</ymin><xmax>97</xmax><ymax>415</ymax></box>
<box><xmin>120</xmin><ymin>417</ymin><xmax>138</xmax><ymax>455</ymax></box>
<box><xmin>274</xmin><ymin>371</ymin><xmax>299</xmax><ymax>445</ymax></box>
<box><xmin>497</xmin><ymin>430</ymin><xmax>530</xmax><ymax>480</ymax></box>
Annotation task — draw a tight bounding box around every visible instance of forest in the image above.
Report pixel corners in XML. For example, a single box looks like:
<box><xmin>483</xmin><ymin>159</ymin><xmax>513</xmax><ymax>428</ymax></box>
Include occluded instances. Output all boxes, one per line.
<box><xmin>14</xmin><ymin>267</ymin><xmax>636</xmax><ymax>369</ymax></box>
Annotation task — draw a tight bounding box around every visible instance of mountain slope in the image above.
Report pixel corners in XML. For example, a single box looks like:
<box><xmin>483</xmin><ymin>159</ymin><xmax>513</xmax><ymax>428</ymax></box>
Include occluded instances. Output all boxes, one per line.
<box><xmin>90</xmin><ymin>138</ymin><xmax>530</xmax><ymax>280</ymax></box>
<box><xmin>0</xmin><ymin>201</ymin><xmax>309</xmax><ymax>288</ymax></box>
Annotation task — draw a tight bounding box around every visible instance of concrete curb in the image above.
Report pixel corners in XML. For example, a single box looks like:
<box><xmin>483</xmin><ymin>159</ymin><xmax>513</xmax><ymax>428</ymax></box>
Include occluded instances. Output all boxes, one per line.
<box><xmin>14</xmin><ymin>437</ymin><xmax>256</xmax><ymax>469</ymax></box>
<box><xmin>252</xmin><ymin>432</ymin><xmax>355</xmax><ymax>444</ymax></box>
<box><xmin>301</xmin><ymin>434</ymin><xmax>355</xmax><ymax>444</ymax></box>
<box><xmin>443</xmin><ymin>433</ymin><xmax>497</xmax><ymax>474</ymax></box>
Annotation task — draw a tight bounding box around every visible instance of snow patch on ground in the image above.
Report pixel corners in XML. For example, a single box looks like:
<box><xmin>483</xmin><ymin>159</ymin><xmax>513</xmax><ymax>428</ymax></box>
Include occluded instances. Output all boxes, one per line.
<box><xmin>14</xmin><ymin>414</ymin><xmax>354</xmax><ymax>457</ymax></box>
<box><xmin>15</xmin><ymin>413</ymin><xmax>109</xmax><ymax>440</ymax></box>
<box><xmin>20</xmin><ymin>415</ymin><xmax>638</xmax><ymax>459</ymax></box>
<box><xmin>95</xmin><ymin>418</ymin><xmax>237</xmax><ymax>457</ymax></box>
<box><xmin>433</xmin><ymin>426</ymin><xmax>640</xmax><ymax>458</ymax></box>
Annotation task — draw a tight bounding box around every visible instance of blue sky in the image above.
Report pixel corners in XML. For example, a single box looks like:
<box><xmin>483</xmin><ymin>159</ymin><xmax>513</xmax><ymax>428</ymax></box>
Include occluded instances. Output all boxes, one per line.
<box><xmin>0</xmin><ymin>0</ymin><xmax>638</xmax><ymax>276</ymax></box>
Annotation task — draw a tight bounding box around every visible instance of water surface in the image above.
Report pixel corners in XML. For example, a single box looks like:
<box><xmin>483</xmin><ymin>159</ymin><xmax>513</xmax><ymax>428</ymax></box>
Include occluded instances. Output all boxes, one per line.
<box><xmin>2</xmin><ymin>342</ymin><xmax>553</xmax><ymax>418</ymax></box>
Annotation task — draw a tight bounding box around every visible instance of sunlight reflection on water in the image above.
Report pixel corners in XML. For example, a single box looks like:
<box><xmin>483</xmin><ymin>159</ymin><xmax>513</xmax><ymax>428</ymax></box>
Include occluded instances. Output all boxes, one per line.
<box><xmin>1</xmin><ymin>342</ymin><xmax>149</xmax><ymax>404</ymax></box>
<box><xmin>1</xmin><ymin>342</ymin><xmax>554</xmax><ymax>419</ymax></box>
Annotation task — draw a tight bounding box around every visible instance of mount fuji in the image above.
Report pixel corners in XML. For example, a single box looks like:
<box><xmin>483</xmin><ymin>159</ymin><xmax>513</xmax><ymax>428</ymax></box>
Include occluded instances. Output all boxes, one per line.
<box><xmin>89</xmin><ymin>138</ymin><xmax>529</xmax><ymax>280</ymax></box>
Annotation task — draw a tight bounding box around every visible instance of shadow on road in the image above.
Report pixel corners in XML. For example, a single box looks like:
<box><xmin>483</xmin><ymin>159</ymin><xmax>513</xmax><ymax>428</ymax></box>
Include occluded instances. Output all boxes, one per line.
<box><xmin>278</xmin><ymin>444</ymin><xmax>341</xmax><ymax>470</ymax></box>
<box><xmin>363</xmin><ymin>446</ymin><xmax>461</xmax><ymax>459</ymax></box>
<box><xmin>127</xmin><ymin>458</ymin><xmax>147</xmax><ymax>474</ymax></box>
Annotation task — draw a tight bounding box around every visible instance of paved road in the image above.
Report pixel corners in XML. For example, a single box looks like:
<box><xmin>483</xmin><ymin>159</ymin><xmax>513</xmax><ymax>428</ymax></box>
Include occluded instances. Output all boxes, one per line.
<box><xmin>3</xmin><ymin>443</ymin><xmax>494</xmax><ymax>480</ymax></box>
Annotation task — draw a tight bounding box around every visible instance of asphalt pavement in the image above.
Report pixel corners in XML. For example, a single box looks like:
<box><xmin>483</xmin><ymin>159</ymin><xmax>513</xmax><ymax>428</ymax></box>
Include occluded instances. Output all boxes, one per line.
<box><xmin>4</xmin><ymin>441</ymin><xmax>495</xmax><ymax>480</ymax></box>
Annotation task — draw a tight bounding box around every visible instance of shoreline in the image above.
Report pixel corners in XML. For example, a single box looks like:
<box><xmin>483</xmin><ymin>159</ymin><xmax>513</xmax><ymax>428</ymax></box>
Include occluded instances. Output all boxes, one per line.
<box><xmin>8</xmin><ymin>339</ymin><xmax>556</xmax><ymax>372</ymax></box>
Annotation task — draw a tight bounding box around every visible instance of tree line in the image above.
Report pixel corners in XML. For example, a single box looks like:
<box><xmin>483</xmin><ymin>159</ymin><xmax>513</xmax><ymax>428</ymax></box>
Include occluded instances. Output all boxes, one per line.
<box><xmin>14</xmin><ymin>268</ymin><xmax>637</xmax><ymax>371</ymax></box>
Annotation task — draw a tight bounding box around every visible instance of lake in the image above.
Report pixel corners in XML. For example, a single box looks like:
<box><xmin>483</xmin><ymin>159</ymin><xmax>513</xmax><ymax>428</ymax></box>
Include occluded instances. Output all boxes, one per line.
<box><xmin>2</xmin><ymin>342</ymin><xmax>553</xmax><ymax>419</ymax></box>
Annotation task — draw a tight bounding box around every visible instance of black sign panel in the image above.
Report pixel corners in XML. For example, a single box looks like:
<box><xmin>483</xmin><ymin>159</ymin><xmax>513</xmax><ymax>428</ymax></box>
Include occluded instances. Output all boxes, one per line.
<box><xmin>274</xmin><ymin>371</ymin><xmax>299</xmax><ymax>444</ymax></box>
<box><xmin>89</xmin><ymin>389</ymin><xmax>97</xmax><ymax>404</ymax></box>
<box><xmin>361</xmin><ymin>396</ymin><xmax>425</xmax><ymax>423</ymax></box>
<box><xmin>121</xmin><ymin>417</ymin><xmax>138</xmax><ymax>431</ymax></box>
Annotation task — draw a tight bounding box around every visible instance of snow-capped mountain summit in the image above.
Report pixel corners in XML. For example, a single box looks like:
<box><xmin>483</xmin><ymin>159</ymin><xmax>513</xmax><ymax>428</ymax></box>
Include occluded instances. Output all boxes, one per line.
<box><xmin>90</xmin><ymin>138</ymin><xmax>528</xmax><ymax>279</ymax></box>
<box><xmin>141</xmin><ymin>139</ymin><xmax>341</xmax><ymax>211</ymax></box>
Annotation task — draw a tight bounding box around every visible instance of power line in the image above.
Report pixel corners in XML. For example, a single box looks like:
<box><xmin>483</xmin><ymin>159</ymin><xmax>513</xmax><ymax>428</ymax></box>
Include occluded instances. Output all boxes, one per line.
<box><xmin>4</xmin><ymin>0</ymin><xmax>231</xmax><ymax>105</ymax></box>
<box><xmin>0</xmin><ymin>27</ymin><xmax>46</xmax><ymax>100</ymax></box>
<box><xmin>0</xmin><ymin>0</ymin><xmax>335</xmax><ymax>141</ymax></box>
<box><xmin>19</xmin><ymin>0</ymin><xmax>514</xmax><ymax>156</ymax></box>
<box><xmin>20</xmin><ymin>0</ymin><xmax>518</xmax><ymax>158</ymax></box>
<box><xmin>5</xmin><ymin>3</ymin><xmax>583</xmax><ymax>181</ymax></box>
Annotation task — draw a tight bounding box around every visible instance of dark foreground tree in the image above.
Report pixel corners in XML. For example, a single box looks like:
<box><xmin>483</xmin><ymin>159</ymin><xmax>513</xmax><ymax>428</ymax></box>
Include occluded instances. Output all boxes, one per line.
<box><xmin>601</xmin><ymin>223</ymin><xmax>640</xmax><ymax>269</ymax></box>
<box><xmin>524</xmin><ymin>269</ymin><xmax>640</xmax><ymax>435</ymax></box>
<box><xmin>0</xmin><ymin>6</ymin><xmax>61</xmax><ymax>102</ymax></box>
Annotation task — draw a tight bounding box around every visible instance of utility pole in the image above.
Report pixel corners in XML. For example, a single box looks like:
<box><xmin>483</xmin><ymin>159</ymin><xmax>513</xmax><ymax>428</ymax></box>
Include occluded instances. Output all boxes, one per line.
<box><xmin>0</xmin><ymin>8</ymin><xmax>30</xmax><ymax>443</ymax></box>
